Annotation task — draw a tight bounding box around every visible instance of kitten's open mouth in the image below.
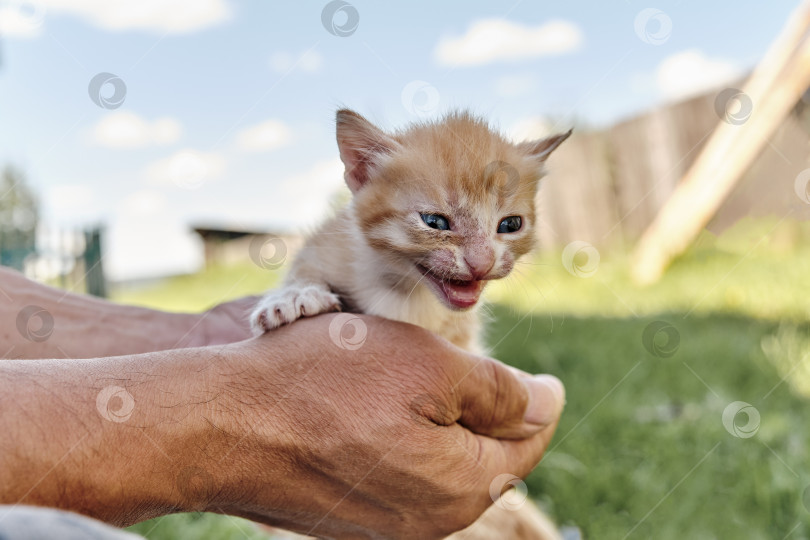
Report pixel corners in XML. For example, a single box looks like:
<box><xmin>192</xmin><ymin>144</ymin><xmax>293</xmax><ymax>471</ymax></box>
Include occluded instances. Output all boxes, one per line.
<box><xmin>415</xmin><ymin>264</ymin><xmax>486</xmax><ymax>310</ymax></box>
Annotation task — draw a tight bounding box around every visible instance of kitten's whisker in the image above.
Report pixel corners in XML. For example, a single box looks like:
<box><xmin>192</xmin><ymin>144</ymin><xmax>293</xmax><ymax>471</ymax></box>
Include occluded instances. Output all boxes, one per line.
<box><xmin>362</xmin><ymin>256</ymin><xmax>427</xmax><ymax>314</ymax></box>
<box><xmin>512</xmin><ymin>260</ymin><xmax>553</xmax><ymax>267</ymax></box>
<box><xmin>401</xmin><ymin>259</ymin><xmax>436</xmax><ymax>304</ymax></box>
<box><xmin>510</xmin><ymin>267</ymin><xmax>547</xmax><ymax>300</ymax></box>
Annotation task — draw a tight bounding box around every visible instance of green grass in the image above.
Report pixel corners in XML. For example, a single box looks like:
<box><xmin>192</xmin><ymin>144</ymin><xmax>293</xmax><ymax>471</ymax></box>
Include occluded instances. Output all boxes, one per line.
<box><xmin>111</xmin><ymin>262</ymin><xmax>281</xmax><ymax>312</ymax></box>
<box><xmin>121</xmin><ymin>218</ymin><xmax>810</xmax><ymax>539</ymax></box>
<box><xmin>487</xmin><ymin>216</ymin><xmax>810</xmax><ymax>322</ymax></box>
<box><xmin>128</xmin><ymin>513</ymin><xmax>272</xmax><ymax>539</ymax></box>
<box><xmin>490</xmin><ymin>309</ymin><xmax>809</xmax><ymax>539</ymax></box>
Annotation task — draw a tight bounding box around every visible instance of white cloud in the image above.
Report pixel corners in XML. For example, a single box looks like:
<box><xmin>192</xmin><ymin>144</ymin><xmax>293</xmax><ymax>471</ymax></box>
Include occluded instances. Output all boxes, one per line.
<box><xmin>269</xmin><ymin>49</ymin><xmax>323</xmax><ymax>74</ymax></box>
<box><xmin>435</xmin><ymin>18</ymin><xmax>583</xmax><ymax>67</ymax></box>
<box><xmin>494</xmin><ymin>73</ymin><xmax>540</xmax><ymax>98</ymax></box>
<box><xmin>92</xmin><ymin>112</ymin><xmax>181</xmax><ymax>148</ymax></box>
<box><xmin>281</xmin><ymin>159</ymin><xmax>344</xmax><ymax>194</ymax></box>
<box><xmin>37</xmin><ymin>0</ymin><xmax>230</xmax><ymax>34</ymax></box>
<box><xmin>44</xmin><ymin>184</ymin><xmax>97</xmax><ymax>222</ymax></box>
<box><xmin>106</xmin><ymin>190</ymin><xmax>202</xmax><ymax>281</ymax></box>
<box><xmin>508</xmin><ymin>117</ymin><xmax>553</xmax><ymax>143</ymax></box>
<box><xmin>262</xmin><ymin>159</ymin><xmax>346</xmax><ymax>225</ymax></box>
<box><xmin>109</xmin><ymin>160</ymin><xmax>345</xmax><ymax>280</ymax></box>
<box><xmin>145</xmin><ymin>149</ymin><xmax>226</xmax><ymax>189</ymax></box>
<box><xmin>235</xmin><ymin>119</ymin><xmax>292</xmax><ymax>152</ymax></box>
<box><xmin>656</xmin><ymin>49</ymin><xmax>742</xmax><ymax>101</ymax></box>
<box><xmin>120</xmin><ymin>189</ymin><xmax>166</xmax><ymax>215</ymax></box>
<box><xmin>155</xmin><ymin>159</ymin><xmax>348</xmax><ymax>234</ymax></box>
<box><xmin>0</xmin><ymin>1</ymin><xmax>46</xmax><ymax>38</ymax></box>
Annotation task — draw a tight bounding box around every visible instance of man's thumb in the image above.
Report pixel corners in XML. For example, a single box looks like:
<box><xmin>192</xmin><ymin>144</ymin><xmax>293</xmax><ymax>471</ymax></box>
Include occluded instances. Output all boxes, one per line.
<box><xmin>453</xmin><ymin>358</ymin><xmax>565</xmax><ymax>439</ymax></box>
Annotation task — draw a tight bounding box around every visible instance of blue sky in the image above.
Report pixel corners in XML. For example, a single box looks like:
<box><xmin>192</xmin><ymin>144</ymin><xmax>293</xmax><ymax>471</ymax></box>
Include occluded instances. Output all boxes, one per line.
<box><xmin>0</xmin><ymin>0</ymin><xmax>797</xmax><ymax>279</ymax></box>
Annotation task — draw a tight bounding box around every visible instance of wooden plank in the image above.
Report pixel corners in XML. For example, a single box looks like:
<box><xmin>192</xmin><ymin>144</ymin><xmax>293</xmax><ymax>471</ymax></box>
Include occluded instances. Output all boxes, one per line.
<box><xmin>536</xmin><ymin>132</ymin><xmax>620</xmax><ymax>248</ymax></box>
<box><xmin>632</xmin><ymin>1</ymin><xmax>810</xmax><ymax>283</ymax></box>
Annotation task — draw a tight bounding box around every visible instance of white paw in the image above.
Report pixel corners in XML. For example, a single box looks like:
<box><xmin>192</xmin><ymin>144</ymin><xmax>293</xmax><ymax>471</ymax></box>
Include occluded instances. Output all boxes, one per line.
<box><xmin>251</xmin><ymin>285</ymin><xmax>340</xmax><ymax>334</ymax></box>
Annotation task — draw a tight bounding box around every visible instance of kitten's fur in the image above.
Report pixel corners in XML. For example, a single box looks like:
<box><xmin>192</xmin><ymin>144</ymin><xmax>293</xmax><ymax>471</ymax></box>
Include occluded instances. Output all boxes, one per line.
<box><xmin>252</xmin><ymin>109</ymin><xmax>570</xmax><ymax>539</ymax></box>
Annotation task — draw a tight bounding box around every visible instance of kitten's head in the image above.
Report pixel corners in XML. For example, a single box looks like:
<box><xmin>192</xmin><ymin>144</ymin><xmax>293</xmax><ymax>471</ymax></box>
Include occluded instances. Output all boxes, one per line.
<box><xmin>336</xmin><ymin>109</ymin><xmax>570</xmax><ymax>311</ymax></box>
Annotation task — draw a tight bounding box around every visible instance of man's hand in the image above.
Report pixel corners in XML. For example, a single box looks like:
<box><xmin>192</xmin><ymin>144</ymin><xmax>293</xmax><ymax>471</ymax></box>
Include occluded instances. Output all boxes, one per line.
<box><xmin>189</xmin><ymin>295</ymin><xmax>259</xmax><ymax>346</ymax></box>
<box><xmin>0</xmin><ymin>312</ymin><xmax>563</xmax><ymax>539</ymax></box>
<box><xmin>207</xmin><ymin>314</ymin><xmax>564</xmax><ymax>538</ymax></box>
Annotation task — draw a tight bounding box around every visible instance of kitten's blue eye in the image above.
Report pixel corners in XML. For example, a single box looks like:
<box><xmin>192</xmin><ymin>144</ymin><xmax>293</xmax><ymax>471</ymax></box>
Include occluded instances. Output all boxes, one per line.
<box><xmin>497</xmin><ymin>216</ymin><xmax>522</xmax><ymax>234</ymax></box>
<box><xmin>420</xmin><ymin>213</ymin><xmax>450</xmax><ymax>231</ymax></box>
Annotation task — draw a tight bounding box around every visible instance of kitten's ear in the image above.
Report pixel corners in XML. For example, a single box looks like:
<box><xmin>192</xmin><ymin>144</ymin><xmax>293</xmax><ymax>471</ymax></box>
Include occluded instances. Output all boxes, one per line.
<box><xmin>519</xmin><ymin>128</ymin><xmax>573</xmax><ymax>162</ymax></box>
<box><xmin>336</xmin><ymin>109</ymin><xmax>399</xmax><ymax>193</ymax></box>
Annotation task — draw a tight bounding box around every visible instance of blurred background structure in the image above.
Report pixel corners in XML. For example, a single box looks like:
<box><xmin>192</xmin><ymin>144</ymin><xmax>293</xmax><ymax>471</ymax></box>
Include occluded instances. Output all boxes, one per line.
<box><xmin>2</xmin><ymin>1</ymin><xmax>810</xmax><ymax>539</ymax></box>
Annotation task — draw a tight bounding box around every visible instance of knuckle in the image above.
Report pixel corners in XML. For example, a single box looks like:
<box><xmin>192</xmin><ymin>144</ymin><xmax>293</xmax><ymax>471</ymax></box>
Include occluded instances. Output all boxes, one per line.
<box><xmin>483</xmin><ymin>359</ymin><xmax>525</xmax><ymax>420</ymax></box>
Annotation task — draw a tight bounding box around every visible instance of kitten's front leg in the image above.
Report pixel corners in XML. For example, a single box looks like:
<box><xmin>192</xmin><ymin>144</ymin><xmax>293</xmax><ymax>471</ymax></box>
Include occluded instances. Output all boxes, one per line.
<box><xmin>250</xmin><ymin>283</ymin><xmax>341</xmax><ymax>335</ymax></box>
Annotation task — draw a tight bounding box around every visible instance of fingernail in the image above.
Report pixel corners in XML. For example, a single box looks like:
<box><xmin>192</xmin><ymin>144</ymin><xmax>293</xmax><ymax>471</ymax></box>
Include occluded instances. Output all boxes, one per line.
<box><xmin>523</xmin><ymin>375</ymin><xmax>565</xmax><ymax>426</ymax></box>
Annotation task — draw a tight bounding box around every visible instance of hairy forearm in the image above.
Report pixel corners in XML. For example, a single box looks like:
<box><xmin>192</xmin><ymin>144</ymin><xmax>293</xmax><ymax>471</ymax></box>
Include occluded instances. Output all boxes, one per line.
<box><xmin>0</xmin><ymin>267</ymin><xmax>206</xmax><ymax>359</ymax></box>
<box><xmin>0</xmin><ymin>342</ymin><xmax>271</xmax><ymax>526</ymax></box>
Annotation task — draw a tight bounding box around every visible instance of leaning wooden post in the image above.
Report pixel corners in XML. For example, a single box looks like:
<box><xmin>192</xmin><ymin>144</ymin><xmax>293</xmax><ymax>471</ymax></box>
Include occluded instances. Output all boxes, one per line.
<box><xmin>632</xmin><ymin>1</ymin><xmax>810</xmax><ymax>284</ymax></box>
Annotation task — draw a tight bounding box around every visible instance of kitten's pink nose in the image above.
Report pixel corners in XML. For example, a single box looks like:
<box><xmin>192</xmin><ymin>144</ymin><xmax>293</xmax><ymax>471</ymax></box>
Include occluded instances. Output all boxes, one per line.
<box><xmin>464</xmin><ymin>249</ymin><xmax>495</xmax><ymax>280</ymax></box>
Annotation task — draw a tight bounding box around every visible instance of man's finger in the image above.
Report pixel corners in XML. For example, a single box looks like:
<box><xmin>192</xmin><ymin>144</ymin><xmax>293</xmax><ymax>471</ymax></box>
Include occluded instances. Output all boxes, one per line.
<box><xmin>473</xmin><ymin>408</ymin><xmax>563</xmax><ymax>486</ymax></box>
<box><xmin>451</xmin><ymin>356</ymin><xmax>565</xmax><ymax>439</ymax></box>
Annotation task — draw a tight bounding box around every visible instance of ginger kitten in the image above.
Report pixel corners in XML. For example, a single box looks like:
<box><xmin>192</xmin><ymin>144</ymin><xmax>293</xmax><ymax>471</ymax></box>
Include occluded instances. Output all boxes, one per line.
<box><xmin>252</xmin><ymin>110</ymin><xmax>569</xmax><ymax>348</ymax></box>
<box><xmin>251</xmin><ymin>109</ymin><xmax>570</xmax><ymax>539</ymax></box>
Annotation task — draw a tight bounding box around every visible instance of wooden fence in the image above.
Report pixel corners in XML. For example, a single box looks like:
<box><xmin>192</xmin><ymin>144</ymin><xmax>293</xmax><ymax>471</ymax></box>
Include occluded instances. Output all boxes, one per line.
<box><xmin>537</xmin><ymin>86</ymin><xmax>810</xmax><ymax>249</ymax></box>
